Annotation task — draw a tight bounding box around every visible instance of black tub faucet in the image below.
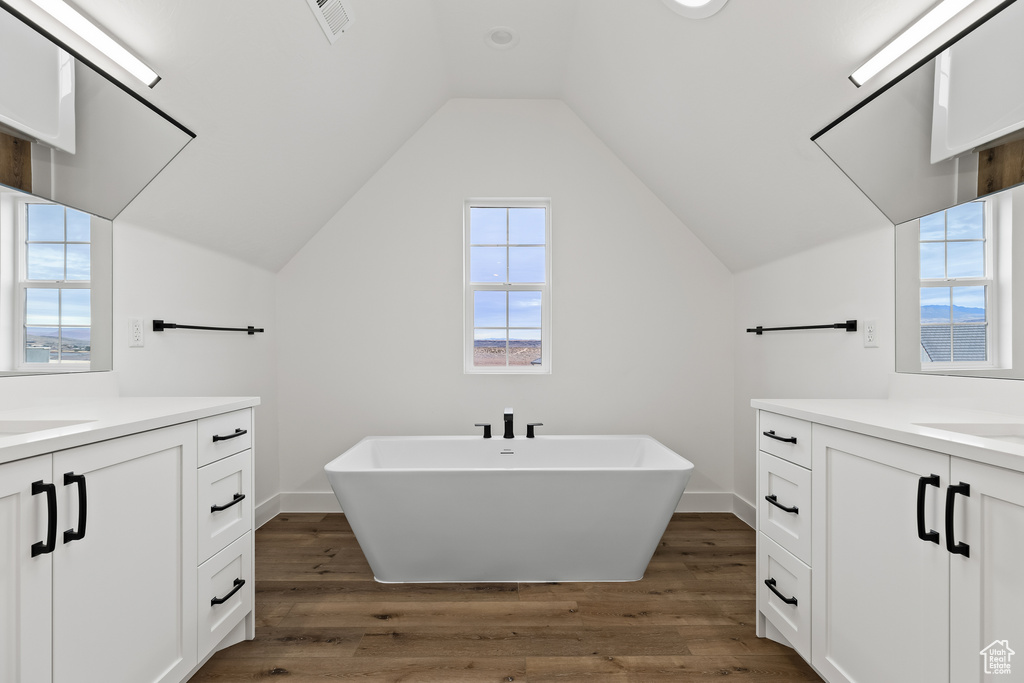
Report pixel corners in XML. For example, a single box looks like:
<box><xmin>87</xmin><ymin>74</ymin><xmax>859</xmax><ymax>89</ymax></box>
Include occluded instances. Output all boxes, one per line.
<box><xmin>503</xmin><ymin>407</ymin><xmax>514</xmax><ymax>439</ymax></box>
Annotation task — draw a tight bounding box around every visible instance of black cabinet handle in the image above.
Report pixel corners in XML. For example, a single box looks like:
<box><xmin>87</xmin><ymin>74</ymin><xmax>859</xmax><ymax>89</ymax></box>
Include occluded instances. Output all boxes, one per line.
<box><xmin>211</xmin><ymin>493</ymin><xmax>246</xmax><ymax>513</ymax></box>
<box><xmin>945</xmin><ymin>482</ymin><xmax>970</xmax><ymax>557</ymax></box>
<box><xmin>764</xmin><ymin>578</ymin><xmax>798</xmax><ymax>605</ymax></box>
<box><xmin>916</xmin><ymin>474</ymin><xmax>940</xmax><ymax>544</ymax></box>
<box><xmin>211</xmin><ymin>578</ymin><xmax>246</xmax><ymax>605</ymax></box>
<box><xmin>212</xmin><ymin>428</ymin><xmax>247</xmax><ymax>443</ymax></box>
<box><xmin>762</xmin><ymin>430</ymin><xmax>797</xmax><ymax>444</ymax></box>
<box><xmin>764</xmin><ymin>494</ymin><xmax>799</xmax><ymax>514</ymax></box>
<box><xmin>63</xmin><ymin>472</ymin><xmax>87</xmax><ymax>544</ymax></box>
<box><xmin>474</xmin><ymin>423</ymin><xmax>491</xmax><ymax>439</ymax></box>
<box><xmin>31</xmin><ymin>481</ymin><xmax>57</xmax><ymax>557</ymax></box>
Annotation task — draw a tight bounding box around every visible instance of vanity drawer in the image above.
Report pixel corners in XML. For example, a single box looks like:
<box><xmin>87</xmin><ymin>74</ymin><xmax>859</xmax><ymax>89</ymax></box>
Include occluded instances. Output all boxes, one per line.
<box><xmin>757</xmin><ymin>533</ymin><xmax>810</xmax><ymax>661</ymax></box>
<box><xmin>198</xmin><ymin>532</ymin><xmax>252</xmax><ymax>660</ymax></box>
<box><xmin>198</xmin><ymin>450</ymin><xmax>252</xmax><ymax>563</ymax></box>
<box><xmin>758</xmin><ymin>452</ymin><xmax>811</xmax><ymax>564</ymax></box>
<box><xmin>198</xmin><ymin>409</ymin><xmax>252</xmax><ymax>467</ymax></box>
<box><xmin>759</xmin><ymin>411</ymin><xmax>811</xmax><ymax>469</ymax></box>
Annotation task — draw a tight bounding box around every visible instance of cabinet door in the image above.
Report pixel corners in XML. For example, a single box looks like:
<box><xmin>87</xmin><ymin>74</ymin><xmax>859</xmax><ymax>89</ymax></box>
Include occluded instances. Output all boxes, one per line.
<box><xmin>0</xmin><ymin>456</ymin><xmax>53</xmax><ymax>683</ymax></box>
<box><xmin>811</xmin><ymin>425</ymin><xmax>949</xmax><ymax>683</ymax></box>
<box><xmin>949</xmin><ymin>459</ymin><xmax>1024</xmax><ymax>682</ymax></box>
<box><xmin>51</xmin><ymin>424</ymin><xmax>198</xmax><ymax>683</ymax></box>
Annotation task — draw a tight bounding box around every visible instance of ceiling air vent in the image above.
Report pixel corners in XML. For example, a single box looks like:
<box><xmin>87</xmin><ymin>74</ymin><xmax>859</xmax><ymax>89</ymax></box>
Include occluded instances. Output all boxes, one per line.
<box><xmin>306</xmin><ymin>0</ymin><xmax>352</xmax><ymax>44</ymax></box>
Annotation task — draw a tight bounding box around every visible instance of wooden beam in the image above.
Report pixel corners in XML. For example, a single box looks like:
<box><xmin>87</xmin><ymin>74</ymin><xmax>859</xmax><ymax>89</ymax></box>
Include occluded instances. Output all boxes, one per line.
<box><xmin>0</xmin><ymin>131</ymin><xmax>33</xmax><ymax>193</ymax></box>
<box><xmin>978</xmin><ymin>138</ymin><xmax>1024</xmax><ymax>196</ymax></box>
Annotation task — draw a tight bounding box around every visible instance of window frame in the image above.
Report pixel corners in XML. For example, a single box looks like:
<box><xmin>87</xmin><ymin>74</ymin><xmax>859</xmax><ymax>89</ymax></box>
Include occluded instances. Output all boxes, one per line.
<box><xmin>464</xmin><ymin>199</ymin><xmax>552</xmax><ymax>374</ymax></box>
<box><xmin>918</xmin><ymin>199</ymin><xmax>998</xmax><ymax>371</ymax></box>
<box><xmin>14</xmin><ymin>197</ymin><xmax>92</xmax><ymax>372</ymax></box>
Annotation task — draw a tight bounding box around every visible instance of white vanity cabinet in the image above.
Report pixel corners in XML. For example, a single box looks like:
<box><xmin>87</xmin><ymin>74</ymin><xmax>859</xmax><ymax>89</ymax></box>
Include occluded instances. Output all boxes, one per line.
<box><xmin>0</xmin><ymin>456</ymin><xmax>53</xmax><ymax>683</ymax></box>
<box><xmin>0</xmin><ymin>400</ymin><xmax>256</xmax><ymax>683</ymax></box>
<box><xmin>755</xmin><ymin>402</ymin><xmax>1024</xmax><ymax>683</ymax></box>
<box><xmin>811</xmin><ymin>426</ymin><xmax>949</xmax><ymax>683</ymax></box>
<box><xmin>948</xmin><ymin>458</ymin><xmax>1024</xmax><ymax>682</ymax></box>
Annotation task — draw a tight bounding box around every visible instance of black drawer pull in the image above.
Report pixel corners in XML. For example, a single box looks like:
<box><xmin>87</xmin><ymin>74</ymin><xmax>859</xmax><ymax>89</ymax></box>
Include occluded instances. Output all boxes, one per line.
<box><xmin>211</xmin><ymin>578</ymin><xmax>246</xmax><ymax>605</ymax></box>
<box><xmin>212</xmin><ymin>428</ymin><xmax>247</xmax><ymax>443</ymax></box>
<box><xmin>211</xmin><ymin>493</ymin><xmax>246</xmax><ymax>513</ymax></box>
<box><xmin>31</xmin><ymin>481</ymin><xmax>57</xmax><ymax>557</ymax></box>
<box><xmin>945</xmin><ymin>482</ymin><xmax>970</xmax><ymax>557</ymax></box>
<box><xmin>764</xmin><ymin>494</ymin><xmax>799</xmax><ymax>514</ymax></box>
<box><xmin>764</xmin><ymin>578</ymin><xmax>798</xmax><ymax>605</ymax></box>
<box><xmin>916</xmin><ymin>474</ymin><xmax>940</xmax><ymax>544</ymax></box>
<box><xmin>63</xmin><ymin>472</ymin><xmax>87</xmax><ymax>544</ymax></box>
<box><xmin>762</xmin><ymin>430</ymin><xmax>797</xmax><ymax>444</ymax></box>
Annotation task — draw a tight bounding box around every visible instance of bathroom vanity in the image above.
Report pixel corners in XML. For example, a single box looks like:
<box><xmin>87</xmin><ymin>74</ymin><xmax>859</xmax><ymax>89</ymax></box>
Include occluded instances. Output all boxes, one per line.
<box><xmin>755</xmin><ymin>398</ymin><xmax>1024</xmax><ymax>683</ymax></box>
<box><xmin>0</xmin><ymin>396</ymin><xmax>257</xmax><ymax>683</ymax></box>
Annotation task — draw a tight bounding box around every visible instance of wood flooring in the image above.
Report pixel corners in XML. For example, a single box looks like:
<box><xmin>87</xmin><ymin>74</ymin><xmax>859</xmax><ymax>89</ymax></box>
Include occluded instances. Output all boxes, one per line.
<box><xmin>189</xmin><ymin>512</ymin><xmax>822</xmax><ymax>682</ymax></box>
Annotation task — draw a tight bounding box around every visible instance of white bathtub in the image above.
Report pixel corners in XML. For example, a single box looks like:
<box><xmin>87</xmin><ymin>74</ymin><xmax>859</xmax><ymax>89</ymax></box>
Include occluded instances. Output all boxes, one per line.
<box><xmin>324</xmin><ymin>435</ymin><xmax>694</xmax><ymax>583</ymax></box>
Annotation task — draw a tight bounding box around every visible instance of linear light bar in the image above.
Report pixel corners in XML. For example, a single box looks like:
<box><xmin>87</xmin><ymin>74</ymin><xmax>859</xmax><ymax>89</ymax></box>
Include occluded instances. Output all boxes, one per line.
<box><xmin>850</xmin><ymin>0</ymin><xmax>975</xmax><ymax>87</ymax></box>
<box><xmin>29</xmin><ymin>0</ymin><xmax>160</xmax><ymax>87</ymax></box>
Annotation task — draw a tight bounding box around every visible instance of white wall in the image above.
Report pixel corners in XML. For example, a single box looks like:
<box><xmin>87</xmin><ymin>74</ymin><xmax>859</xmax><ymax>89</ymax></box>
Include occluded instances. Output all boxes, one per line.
<box><xmin>112</xmin><ymin>222</ymin><xmax>279</xmax><ymax>509</ymax></box>
<box><xmin>733</xmin><ymin>225</ymin><xmax>894</xmax><ymax>505</ymax></box>
<box><xmin>276</xmin><ymin>98</ymin><xmax>735</xmax><ymax>511</ymax></box>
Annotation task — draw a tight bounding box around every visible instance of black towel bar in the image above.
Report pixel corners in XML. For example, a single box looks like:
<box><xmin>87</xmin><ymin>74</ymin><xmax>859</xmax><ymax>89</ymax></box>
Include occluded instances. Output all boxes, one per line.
<box><xmin>747</xmin><ymin>320</ymin><xmax>857</xmax><ymax>335</ymax></box>
<box><xmin>153</xmin><ymin>320</ymin><xmax>265</xmax><ymax>335</ymax></box>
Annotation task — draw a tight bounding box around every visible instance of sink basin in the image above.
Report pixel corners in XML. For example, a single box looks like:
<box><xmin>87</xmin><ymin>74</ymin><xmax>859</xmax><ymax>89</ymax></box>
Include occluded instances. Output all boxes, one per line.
<box><xmin>915</xmin><ymin>422</ymin><xmax>1024</xmax><ymax>446</ymax></box>
<box><xmin>0</xmin><ymin>419</ymin><xmax>94</xmax><ymax>437</ymax></box>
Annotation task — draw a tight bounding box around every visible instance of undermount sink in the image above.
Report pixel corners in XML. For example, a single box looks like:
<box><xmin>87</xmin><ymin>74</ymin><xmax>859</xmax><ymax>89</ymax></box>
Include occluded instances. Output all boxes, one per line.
<box><xmin>915</xmin><ymin>422</ymin><xmax>1024</xmax><ymax>446</ymax></box>
<box><xmin>0</xmin><ymin>419</ymin><xmax>95</xmax><ymax>437</ymax></box>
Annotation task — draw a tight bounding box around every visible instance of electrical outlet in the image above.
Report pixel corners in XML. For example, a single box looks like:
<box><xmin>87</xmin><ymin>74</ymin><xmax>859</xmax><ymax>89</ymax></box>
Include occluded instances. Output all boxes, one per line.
<box><xmin>129</xmin><ymin>318</ymin><xmax>145</xmax><ymax>347</ymax></box>
<box><xmin>863</xmin><ymin>319</ymin><xmax>878</xmax><ymax>348</ymax></box>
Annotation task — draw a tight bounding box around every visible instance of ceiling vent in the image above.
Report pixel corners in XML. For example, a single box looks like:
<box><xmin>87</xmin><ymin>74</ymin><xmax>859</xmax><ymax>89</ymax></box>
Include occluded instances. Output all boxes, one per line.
<box><xmin>306</xmin><ymin>0</ymin><xmax>352</xmax><ymax>44</ymax></box>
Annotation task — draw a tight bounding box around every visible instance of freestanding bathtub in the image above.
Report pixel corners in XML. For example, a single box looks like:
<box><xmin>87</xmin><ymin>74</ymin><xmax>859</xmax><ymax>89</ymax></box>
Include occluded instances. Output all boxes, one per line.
<box><xmin>324</xmin><ymin>435</ymin><xmax>694</xmax><ymax>583</ymax></box>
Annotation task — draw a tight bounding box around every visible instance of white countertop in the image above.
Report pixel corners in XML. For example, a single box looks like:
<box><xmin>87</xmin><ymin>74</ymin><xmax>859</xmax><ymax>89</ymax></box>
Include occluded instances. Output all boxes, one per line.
<box><xmin>752</xmin><ymin>398</ymin><xmax>1024</xmax><ymax>474</ymax></box>
<box><xmin>0</xmin><ymin>396</ymin><xmax>259</xmax><ymax>465</ymax></box>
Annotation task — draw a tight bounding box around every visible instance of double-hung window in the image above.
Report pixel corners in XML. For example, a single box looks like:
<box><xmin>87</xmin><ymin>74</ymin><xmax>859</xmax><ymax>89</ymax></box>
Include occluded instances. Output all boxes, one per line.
<box><xmin>17</xmin><ymin>201</ymin><xmax>92</xmax><ymax>369</ymax></box>
<box><xmin>464</xmin><ymin>200</ymin><xmax>551</xmax><ymax>373</ymax></box>
<box><xmin>919</xmin><ymin>200</ymin><xmax>993</xmax><ymax>367</ymax></box>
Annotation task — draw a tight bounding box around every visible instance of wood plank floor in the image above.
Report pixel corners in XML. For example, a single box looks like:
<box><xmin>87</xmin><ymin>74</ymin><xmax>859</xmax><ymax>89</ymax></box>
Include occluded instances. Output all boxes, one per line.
<box><xmin>190</xmin><ymin>513</ymin><xmax>822</xmax><ymax>682</ymax></box>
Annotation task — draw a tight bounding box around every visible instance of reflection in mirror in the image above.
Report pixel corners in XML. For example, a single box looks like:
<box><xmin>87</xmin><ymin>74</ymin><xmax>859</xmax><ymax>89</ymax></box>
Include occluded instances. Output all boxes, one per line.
<box><xmin>0</xmin><ymin>184</ymin><xmax>112</xmax><ymax>376</ymax></box>
<box><xmin>896</xmin><ymin>186</ymin><xmax>1020</xmax><ymax>378</ymax></box>
<box><xmin>0</xmin><ymin>3</ymin><xmax>193</xmax><ymax>220</ymax></box>
<box><xmin>814</xmin><ymin>0</ymin><xmax>1024</xmax><ymax>226</ymax></box>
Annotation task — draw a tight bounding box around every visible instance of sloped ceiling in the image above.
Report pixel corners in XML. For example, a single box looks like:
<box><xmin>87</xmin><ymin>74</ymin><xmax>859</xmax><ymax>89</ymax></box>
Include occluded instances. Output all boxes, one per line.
<box><xmin>8</xmin><ymin>0</ymin><xmax>1012</xmax><ymax>272</ymax></box>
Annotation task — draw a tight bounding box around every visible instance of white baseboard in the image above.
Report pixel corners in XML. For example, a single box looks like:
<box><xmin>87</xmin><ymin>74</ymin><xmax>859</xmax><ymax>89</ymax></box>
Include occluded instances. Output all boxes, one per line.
<box><xmin>254</xmin><ymin>495</ymin><xmax>282</xmax><ymax>528</ymax></box>
<box><xmin>266</xmin><ymin>490</ymin><xmax>755</xmax><ymax>527</ymax></box>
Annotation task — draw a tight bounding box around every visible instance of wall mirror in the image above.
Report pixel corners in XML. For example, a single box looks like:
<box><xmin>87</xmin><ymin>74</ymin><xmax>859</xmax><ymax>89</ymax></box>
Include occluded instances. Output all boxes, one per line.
<box><xmin>815</xmin><ymin>0</ymin><xmax>1024</xmax><ymax>379</ymax></box>
<box><xmin>0</xmin><ymin>2</ymin><xmax>191</xmax><ymax>376</ymax></box>
<box><xmin>895</xmin><ymin>185</ymin><xmax>1021</xmax><ymax>378</ymax></box>
<box><xmin>0</xmin><ymin>2</ymin><xmax>194</xmax><ymax>221</ymax></box>
<box><xmin>814</xmin><ymin>0</ymin><xmax>1024</xmax><ymax>226</ymax></box>
<box><xmin>0</xmin><ymin>184</ymin><xmax>112</xmax><ymax>376</ymax></box>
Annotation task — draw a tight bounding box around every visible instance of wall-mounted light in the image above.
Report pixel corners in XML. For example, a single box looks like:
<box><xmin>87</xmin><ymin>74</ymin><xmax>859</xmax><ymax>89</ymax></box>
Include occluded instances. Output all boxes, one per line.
<box><xmin>850</xmin><ymin>0</ymin><xmax>975</xmax><ymax>87</ymax></box>
<box><xmin>661</xmin><ymin>0</ymin><xmax>729</xmax><ymax>20</ymax></box>
<box><xmin>28</xmin><ymin>0</ymin><xmax>159</xmax><ymax>87</ymax></box>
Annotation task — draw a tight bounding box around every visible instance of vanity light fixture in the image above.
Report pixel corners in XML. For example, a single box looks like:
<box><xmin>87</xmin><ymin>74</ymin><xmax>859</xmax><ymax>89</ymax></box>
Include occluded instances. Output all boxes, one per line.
<box><xmin>850</xmin><ymin>0</ymin><xmax>975</xmax><ymax>87</ymax></box>
<box><xmin>27</xmin><ymin>0</ymin><xmax>160</xmax><ymax>87</ymax></box>
<box><xmin>661</xmin><ymin>0</ymin><xmax>729</xmax><ymax>20</ymax></box>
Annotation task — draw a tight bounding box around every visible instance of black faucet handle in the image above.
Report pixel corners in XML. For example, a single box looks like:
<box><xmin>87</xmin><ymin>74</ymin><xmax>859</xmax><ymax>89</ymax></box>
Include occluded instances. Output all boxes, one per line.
<box><xmin>527</xmin><ymin>423</ymin><xmax>543</xmax><ymax>438</ymax></box>
<box><xmin>474</xmin><ymin>423</ymin><xmax>492</xmax><ymax>439</ymax></box>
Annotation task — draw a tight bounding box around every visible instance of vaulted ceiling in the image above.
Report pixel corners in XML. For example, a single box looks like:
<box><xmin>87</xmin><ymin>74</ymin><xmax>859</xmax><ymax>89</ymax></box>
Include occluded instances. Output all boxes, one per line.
<box><xmin>9</xmin><ymin>0</ymin><xmax>1012</xmax><ymax>272</ymax></box>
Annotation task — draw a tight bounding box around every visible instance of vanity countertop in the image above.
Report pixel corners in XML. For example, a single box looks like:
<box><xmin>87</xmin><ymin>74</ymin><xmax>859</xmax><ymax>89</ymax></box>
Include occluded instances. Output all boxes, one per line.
<box><xmin>753</xmin><ymin>398</ymin><xmax>1024</xmax><ymax>474</ymax></box>
<box><xmin>0</xmin><ymin>396</ymin><xmax>259</xmax><ymax>465</ymax></box>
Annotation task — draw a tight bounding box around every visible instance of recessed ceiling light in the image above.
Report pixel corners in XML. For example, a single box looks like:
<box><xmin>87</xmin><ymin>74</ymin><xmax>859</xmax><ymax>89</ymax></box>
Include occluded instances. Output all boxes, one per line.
<box><xmin>661</xmin><ymin>0</ymin><xmax>729</xmax><ymax>19</ymax></box>
<box><xmin>485</xmin><ymin>26</ymin><xmax>519</xmax><ymax>50</ymax></box>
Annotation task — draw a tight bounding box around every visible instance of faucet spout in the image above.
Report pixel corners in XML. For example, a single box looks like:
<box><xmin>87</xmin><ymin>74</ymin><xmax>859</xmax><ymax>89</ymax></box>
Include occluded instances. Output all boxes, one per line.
<box><xmin>503</xmin><ymin>407</ymin><xmax>514</xmax><ymax>439</ymax></box>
